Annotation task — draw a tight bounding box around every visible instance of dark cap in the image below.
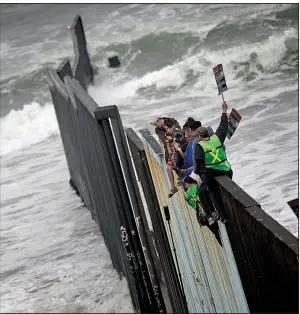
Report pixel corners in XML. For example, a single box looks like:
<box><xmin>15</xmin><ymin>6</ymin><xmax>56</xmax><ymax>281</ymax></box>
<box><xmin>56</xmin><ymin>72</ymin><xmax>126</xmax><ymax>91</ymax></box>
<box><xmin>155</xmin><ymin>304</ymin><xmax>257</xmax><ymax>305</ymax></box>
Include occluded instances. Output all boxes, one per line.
<box><xmin>190</xmin><ymin>120</ymin><xmax>202</xmax><ymax>131</ymax></box>
<box><xmin>196</xmin><ymin>126</ymin><xmax>209</xmax><ymax>137</ymax></box>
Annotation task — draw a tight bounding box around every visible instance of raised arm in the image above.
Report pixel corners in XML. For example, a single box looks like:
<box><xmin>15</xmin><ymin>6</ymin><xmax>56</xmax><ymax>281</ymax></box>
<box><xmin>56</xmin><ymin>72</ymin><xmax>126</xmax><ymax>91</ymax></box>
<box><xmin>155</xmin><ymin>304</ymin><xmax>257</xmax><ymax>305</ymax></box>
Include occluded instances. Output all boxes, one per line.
<box><xmin>215</xmin><ymin>101</ymin><xmax>229</xmax><ymax>144</ymax></box>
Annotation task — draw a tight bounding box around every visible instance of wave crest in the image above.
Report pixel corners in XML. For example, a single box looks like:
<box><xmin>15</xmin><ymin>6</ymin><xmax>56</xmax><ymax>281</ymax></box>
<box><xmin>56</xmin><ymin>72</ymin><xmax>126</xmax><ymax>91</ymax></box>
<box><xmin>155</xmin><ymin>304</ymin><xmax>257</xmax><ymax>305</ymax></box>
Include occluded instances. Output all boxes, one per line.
<box><xmin>0</xmin><ymin>102</ymin><xmax>58</xmax><ymax>156</ymax></box>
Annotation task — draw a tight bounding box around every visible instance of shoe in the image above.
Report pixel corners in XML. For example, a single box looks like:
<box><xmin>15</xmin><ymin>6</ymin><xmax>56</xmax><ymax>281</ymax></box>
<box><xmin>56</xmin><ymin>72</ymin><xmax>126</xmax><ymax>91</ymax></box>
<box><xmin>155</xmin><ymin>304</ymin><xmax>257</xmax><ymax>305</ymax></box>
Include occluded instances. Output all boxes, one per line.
<box><xmin>208</xmin><ymin>217</ymin><xmax>215</xmax><ymax>225</ymax></box>
<box><xmin>168</xmin><ymin>187</ymin><xmax>179</xmax><ymax>198</ymax></box>
<box><xmin>220</xmin><ymin>216</ymin><xmax>227</xmax><ymax>224</ymax></box>
<box><xmin>177</xmin><ymin>180</ymin><xmax>183</xmax><ymax>187</ymax></box>
<box><xmin>211</xmin><ymin>211</ymin><xmax>219</xmax><ymax>221</ymax></box>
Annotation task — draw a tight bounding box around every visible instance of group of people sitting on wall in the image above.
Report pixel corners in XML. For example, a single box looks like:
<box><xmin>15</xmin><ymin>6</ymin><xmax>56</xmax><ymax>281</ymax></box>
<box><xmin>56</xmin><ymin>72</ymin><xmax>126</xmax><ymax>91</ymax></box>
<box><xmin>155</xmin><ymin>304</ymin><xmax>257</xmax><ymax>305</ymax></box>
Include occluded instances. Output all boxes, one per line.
<box><xmin>150</xmin><ymin>101</ymin><xmax>232</xmax><ymax>225</ymax></box>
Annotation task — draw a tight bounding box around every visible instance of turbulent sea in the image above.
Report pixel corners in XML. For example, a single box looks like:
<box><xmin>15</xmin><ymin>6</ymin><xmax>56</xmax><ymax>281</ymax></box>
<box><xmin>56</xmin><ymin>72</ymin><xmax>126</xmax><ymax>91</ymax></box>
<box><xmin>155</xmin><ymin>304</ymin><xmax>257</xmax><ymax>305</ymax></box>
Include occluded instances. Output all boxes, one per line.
<box><xmin>0</xmin><ymin>3</ymin><xmax>298</xmax><ymax>312</ymax></box>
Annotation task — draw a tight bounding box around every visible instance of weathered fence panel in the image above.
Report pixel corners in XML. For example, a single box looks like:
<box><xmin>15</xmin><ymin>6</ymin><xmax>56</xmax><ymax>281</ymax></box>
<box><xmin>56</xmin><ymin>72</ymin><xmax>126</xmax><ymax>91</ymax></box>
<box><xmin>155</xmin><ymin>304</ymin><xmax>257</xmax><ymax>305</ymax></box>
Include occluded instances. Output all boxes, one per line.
<box><xmin>126</xmin><ymin>128</ymin><xmax>189</xmax><ymax>313</ymax></box>
<box><xmin>136</xmin><ymin>129</ymin><xmax>250</xmax><ymax>314</ymax></box>
<box><xmin>48</xmin><ymin>67</ymin><xmax>166</xmax><ymax>312</ymax></box>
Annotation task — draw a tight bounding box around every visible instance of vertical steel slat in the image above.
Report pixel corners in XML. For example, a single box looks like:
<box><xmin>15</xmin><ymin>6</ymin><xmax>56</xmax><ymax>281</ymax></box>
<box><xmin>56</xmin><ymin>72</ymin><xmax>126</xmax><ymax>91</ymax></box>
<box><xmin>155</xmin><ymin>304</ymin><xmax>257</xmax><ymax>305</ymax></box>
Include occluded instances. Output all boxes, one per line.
<box><xmin>139</xmin><ymin>132</ymin><xmax>250</xmax><ymax>313</ymax></box>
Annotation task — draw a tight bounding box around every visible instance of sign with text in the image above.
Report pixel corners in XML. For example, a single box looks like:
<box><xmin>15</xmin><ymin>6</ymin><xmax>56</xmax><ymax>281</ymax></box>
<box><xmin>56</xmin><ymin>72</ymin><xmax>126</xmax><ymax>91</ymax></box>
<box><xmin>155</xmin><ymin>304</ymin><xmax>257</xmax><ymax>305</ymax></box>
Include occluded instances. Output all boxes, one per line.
<box><xmin>213</xmin><ymin>63</ymin><xmax>228</xmax><ymax>95</ymax></box>
<box><xmin>227</xmin><ymin>108</ymin><xmax>242</xmax><ymax>140</ymax></box>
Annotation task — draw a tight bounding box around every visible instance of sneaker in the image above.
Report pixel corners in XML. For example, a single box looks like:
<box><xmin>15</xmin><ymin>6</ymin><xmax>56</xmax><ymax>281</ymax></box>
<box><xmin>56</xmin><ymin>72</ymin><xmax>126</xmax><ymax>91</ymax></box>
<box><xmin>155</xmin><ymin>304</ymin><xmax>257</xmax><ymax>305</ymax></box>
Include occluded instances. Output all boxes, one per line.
<box><xmin>168</xmin><ymin>187</ymin><xmax>179</xmax><ymax>198</ymax></box>
<box><xmin>177</xmin><ymin>179</ymin><xmax>183</xmax><ymax>187</ymax></box>
<box><xmin>220</xmin><ymin>216</ymin><xmax>227</xmax><ymax>224</ymax></box>
<box><xmin>211</xmin><ymin>211</ymin><xmax>219</xmax><ymax>221</ymax></box>
<box><xmin>208</xmin><ymin>217</ymin><xmax>215</xmax><ymax>225</ymax></box>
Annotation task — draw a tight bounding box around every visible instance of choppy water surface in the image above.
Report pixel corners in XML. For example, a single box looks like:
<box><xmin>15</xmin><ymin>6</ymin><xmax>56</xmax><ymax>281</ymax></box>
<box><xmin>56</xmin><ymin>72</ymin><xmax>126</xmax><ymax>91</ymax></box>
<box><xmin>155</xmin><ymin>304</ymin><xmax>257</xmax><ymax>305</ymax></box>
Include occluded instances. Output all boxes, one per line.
<box><xmin>0</xmin><ymin>3</ymin><xmax>298</xmax><ymax>312</ymax></box>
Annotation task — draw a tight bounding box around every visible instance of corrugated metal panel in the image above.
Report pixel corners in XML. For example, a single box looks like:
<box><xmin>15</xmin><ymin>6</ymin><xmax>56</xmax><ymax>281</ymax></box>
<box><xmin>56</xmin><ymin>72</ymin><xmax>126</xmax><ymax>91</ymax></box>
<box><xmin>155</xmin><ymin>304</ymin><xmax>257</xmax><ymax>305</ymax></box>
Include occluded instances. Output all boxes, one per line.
<box><xmin>140</xmin><ymin>134</ymin><xmax>249</xmax><ymax>313</ymax></box>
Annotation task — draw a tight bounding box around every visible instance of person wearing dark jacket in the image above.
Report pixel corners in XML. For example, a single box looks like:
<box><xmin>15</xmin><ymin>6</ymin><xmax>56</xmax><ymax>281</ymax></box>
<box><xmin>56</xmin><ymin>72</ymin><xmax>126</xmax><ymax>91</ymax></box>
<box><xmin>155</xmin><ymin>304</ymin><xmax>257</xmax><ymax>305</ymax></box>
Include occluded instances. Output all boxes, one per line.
<box><xmin>194</xmin><ymin>101</ymin><xmax>232</xmax><ymax>223</ymax></box>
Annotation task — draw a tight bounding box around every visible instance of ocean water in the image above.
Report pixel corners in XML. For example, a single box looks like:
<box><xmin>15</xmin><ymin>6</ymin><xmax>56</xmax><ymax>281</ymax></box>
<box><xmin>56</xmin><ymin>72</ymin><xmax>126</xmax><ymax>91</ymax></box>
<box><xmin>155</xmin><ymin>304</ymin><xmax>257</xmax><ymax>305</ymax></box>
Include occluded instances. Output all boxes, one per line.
<box><xmin>0</xmin><ymin>3</ymin><xmax>298</xmax><ymax>313</ymax></box>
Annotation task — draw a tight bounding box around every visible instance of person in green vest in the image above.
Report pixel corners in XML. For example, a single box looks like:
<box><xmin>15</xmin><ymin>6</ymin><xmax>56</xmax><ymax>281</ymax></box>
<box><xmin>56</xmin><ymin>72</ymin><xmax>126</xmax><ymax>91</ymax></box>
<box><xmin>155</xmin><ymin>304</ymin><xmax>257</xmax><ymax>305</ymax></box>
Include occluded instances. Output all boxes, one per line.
<box><xmin>184</xmin><ymin>176</ymin><xmax>223</xmax><ymax>245</ymax></box>
<box><xmin>194</xmin><ymin>100</ymin><xmax>233</xmax><ymax>223</ymax></box>
<box><xmin>184</xmin><ymin>175</ymin><xmax>216</xmax><ymax>226</ymax></box>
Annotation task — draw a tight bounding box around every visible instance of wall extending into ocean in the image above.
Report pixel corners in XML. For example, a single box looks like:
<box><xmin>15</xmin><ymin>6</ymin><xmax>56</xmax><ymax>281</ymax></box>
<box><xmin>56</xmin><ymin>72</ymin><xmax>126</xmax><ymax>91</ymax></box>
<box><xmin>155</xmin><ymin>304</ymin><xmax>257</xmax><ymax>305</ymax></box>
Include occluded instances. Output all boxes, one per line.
<box><xmin>47</xmin><ymin>15</ymin><xmax>298</xmax><ymax>313</ymax></box>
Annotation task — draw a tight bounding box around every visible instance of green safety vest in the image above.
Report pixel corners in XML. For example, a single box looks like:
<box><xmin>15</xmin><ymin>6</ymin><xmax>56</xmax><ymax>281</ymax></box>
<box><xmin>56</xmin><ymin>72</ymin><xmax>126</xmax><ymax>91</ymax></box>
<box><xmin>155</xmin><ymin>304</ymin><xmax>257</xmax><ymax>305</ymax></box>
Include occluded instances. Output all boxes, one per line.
<box><xmin>198</xmin><ymin>134</ymin><xmax>231</xmax><ymax>171</ymax></box>
<box><xmin>185</xmin><ymin>184</ymin><xmax>200</xmax><ymax>210</ymax></box>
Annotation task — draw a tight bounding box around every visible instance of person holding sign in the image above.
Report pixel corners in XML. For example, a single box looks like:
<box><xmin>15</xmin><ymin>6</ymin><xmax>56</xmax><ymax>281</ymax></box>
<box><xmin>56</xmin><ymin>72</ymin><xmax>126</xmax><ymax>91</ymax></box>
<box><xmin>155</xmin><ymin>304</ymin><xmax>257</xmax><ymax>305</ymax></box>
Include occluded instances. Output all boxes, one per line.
<box><xmin>193</xmin><ymin>101</ymin><xmax>233</xmax><ymax>223</ymax></box>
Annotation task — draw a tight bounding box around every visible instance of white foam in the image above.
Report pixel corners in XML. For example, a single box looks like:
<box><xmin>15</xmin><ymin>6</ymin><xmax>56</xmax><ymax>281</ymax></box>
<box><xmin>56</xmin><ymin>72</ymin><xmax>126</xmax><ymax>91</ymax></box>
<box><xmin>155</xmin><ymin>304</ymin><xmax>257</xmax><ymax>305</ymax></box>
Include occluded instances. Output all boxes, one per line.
<box><xmin>88</xmin><ymin>79</ymin><xmax>140</xmax><ymax>107</ymax></box>
<box><xmin>217</xmin><ymin>29</ymin><xmax>294</xmax><ymax>70</ymax></box>
<box><xmin>89</xmin><ymin>26</ymin><xmax>297</xmax><ymax>107</ymax></box>
<box><xmin>0</xmin><ymin>102</ymin><xmax>59</xmax><ymax>156</ymax></box>
<box><xmin>0</xmin><ymin>142</ymin><xmax>134</xmax><ymax>313</ymax></box>
<box><xmin>0</xmin><ymin>42</ymin><xmax>13</xmax><ymax>58</ymax></box>
<box><xmin>2</xmin><ymin>4</ymin><xmax>296</xmax><ymax>314</ymax></box>
<box><xmin>88</xmin><ymin>24</ymin><xmax>298</xmax><ymax>239</ymax></box>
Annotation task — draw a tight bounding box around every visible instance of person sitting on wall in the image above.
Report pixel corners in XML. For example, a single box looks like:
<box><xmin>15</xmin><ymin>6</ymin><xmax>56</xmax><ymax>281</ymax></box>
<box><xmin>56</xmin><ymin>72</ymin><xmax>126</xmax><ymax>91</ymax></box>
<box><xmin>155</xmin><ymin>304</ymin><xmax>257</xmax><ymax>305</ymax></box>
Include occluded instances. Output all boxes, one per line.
<box><xmin>150</xmin><ymin>116</ymin><xmax>181</xmax><ymax>138</ymax></box>
<box><xmin>174</xmin><ymin>119</ymin><xmax>201</xmax><ymax>190</ymax></box>
<box><xmin>150</xmin><ymin>116</ymin><xmax>181</xmax><ymax>166</ymax></box>
<box><xmin>180</xmin><ymin>120</ymin><xmax>203</xmax><ymax>176</ymax></box>
<box><xmin>184</xmin><ymin>174</ymin><xmax>217</xmax><ymax>226</ymax></box>
<box><xmin>163</xmin><ymin>119</ymin><xmax>185</xmax><ymax>198</ymax></box>
<box><xmin>194</xmin><ymin>100</ymin><xmax>233</xmax><ymax>224</ymax></box>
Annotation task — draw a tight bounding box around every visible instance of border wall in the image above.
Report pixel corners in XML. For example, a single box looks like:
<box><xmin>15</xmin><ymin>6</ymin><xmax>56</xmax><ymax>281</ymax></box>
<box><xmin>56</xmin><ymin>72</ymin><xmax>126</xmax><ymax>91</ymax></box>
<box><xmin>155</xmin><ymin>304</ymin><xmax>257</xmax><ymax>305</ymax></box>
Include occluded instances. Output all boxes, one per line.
<box><xmin>47</xmin><ymin>15</ymin><xmax>299</xmax><ymax>313</ymax></box>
